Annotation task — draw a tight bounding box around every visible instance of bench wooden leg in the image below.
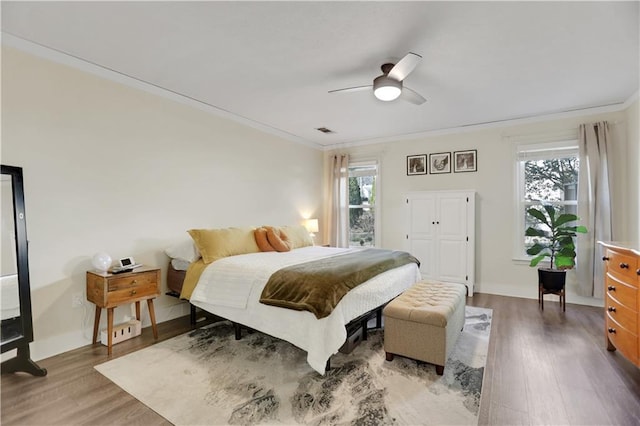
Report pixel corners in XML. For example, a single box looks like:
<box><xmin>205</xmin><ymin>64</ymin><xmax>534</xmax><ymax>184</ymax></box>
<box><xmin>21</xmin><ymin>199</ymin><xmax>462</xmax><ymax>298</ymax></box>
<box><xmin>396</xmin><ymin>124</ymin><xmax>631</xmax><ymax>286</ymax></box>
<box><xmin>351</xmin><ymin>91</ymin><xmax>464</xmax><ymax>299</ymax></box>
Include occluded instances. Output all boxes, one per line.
<box><xmin>435</xmin><ymin>365</ymin><xmax>444</xmax><ymax>375</ymax></box>
<box><xmin>385</xmin><ymin>352</ymin><xmax>394</xmax><ymax>361</ymax></box>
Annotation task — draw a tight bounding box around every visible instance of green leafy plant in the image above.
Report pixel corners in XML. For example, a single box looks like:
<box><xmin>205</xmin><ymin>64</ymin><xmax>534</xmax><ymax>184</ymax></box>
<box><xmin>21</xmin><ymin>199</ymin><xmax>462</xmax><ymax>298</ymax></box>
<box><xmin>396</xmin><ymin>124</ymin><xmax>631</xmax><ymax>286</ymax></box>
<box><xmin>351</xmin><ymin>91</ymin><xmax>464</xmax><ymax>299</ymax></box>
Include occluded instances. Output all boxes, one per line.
<box><xmin>525</xmin><ymin>204</ymin><xmax>588</xmax><ymax>269</ymax></box>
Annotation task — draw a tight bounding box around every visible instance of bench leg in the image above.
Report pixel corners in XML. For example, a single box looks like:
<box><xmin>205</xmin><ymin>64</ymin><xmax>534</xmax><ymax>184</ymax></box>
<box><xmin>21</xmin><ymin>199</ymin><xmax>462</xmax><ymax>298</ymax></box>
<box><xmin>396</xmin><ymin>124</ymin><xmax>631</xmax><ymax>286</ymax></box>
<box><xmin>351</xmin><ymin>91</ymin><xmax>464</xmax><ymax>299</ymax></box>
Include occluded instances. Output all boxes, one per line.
<box><xmin>435</xmin><ymin>365</ymin><xmax>444</xmax><ymax>375</ymax></box>
<box><xmin>385</xmin><ymin>352</ymin><xmax>394</xmax><ymax>361</ymax></box>
<box><xmin>190</xmin><ymin>304</ymin><xmax>196</xmax><ymax>325</ymax></box>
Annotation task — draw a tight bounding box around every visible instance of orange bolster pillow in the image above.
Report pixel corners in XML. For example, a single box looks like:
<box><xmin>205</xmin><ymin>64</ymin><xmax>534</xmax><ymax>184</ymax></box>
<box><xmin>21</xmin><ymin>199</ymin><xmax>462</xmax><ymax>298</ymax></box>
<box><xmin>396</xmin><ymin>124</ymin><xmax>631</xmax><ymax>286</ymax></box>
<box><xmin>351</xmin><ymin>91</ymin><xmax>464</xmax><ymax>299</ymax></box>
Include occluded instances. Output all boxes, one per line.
<box><xmin>266</xmin><ymin>227</ymin><xmax>293</xmax><ymax>252</ymax></box>
<box><xmin>254</xmin><ymin>227</ymin><xmax>276</xmax><ymax>252</ymax></box>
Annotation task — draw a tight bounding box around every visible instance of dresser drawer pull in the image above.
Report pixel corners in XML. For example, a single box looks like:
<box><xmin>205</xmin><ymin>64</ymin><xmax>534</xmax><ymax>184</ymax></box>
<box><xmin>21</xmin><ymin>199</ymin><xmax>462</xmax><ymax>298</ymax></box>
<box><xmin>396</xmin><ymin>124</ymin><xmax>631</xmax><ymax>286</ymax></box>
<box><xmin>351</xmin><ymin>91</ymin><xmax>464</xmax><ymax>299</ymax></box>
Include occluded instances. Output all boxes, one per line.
<box><xmin>608</xmin><ymin>327</ymin><xmax>616</xmax><ymax>334</ymax></box>
<box><xmin>602</xmin><ymin>256</ymin><xmax>610</xmax><ymax>261</ymax></box>
<box><xmin>607</xmin><ymin>306</ymin><xmax>616</xmax><ymax>312</ymax></box>
<box><xmin>619</xmin><ymin>263</ymin><xmax>629</xmax><ymax>269</ymax></box>
<box><xmin>607</xmin><ymin>285</ymin><xmax>616</xmax><ymax>291</ymax></box>
<box><xmin>131</xmin><ymin>280</ymin><xmax>138</xmax><ymax>285</ymax></box>
<box><xmin>637</xmin><ymin>269</ymin><xmax>640</xmax><ymax>276</ymax></box>
<box><xmin>130</xmin><ymin>289</ymin><xmax>137</xmax><ymax>295</ymax></box>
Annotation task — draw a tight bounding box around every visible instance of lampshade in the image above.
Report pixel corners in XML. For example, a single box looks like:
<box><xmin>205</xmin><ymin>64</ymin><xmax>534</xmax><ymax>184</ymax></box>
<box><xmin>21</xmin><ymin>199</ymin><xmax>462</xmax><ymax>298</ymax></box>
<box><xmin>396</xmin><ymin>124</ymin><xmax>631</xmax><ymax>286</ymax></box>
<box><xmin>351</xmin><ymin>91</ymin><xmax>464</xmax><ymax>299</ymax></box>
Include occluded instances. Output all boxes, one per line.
<box><xmin>305</xmin><ymin>218</ymin><xmax>319</xmax><ymax>234</ymax></box>
<box><xmin>373</xmin><ymin>75</ymin><xmax>402</xmax><ymax>101</ymax></box>
<box><xmin>92</xmin><ymin>252</ymin><xmax>112</xmax><ymax>272</ymax></box>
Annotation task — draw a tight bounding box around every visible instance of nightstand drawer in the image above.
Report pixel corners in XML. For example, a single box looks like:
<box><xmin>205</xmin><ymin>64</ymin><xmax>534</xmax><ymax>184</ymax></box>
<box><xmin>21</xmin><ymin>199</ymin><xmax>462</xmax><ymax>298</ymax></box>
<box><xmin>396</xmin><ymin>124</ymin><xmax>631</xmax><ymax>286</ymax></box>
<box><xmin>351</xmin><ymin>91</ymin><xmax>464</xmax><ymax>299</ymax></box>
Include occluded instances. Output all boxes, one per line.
<box><xmin>86</xmin><ymin>267</ymin><xmax>160</xmax><ymax>307</ymax></box>
<box><xmin>107</xmin><ymin>281</ymin><xmax>158</xmax><ymax>305</ymax></box>
<box><xmin>107</xmin><ymin>271</ymin><xmax>157</xmax><ymax>292</ymax></box>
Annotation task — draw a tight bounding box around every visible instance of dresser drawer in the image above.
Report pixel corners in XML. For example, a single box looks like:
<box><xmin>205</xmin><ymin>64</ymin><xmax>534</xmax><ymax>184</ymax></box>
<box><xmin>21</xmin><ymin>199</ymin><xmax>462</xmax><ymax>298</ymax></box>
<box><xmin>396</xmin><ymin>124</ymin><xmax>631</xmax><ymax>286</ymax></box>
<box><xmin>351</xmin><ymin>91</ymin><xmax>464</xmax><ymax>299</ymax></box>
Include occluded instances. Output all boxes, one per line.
<box><xmin>605</xmin><ymin>248</ymin><xmax>638</xmax><ymax>284</ymax></box>
<box><xmin>605</xmin><ymin>294</ymin><xmax>637</xmax><ymax>334</ymax></box>
<box><xmin>605</xmin><ymin>273</ymin><xmax>637</xmax><ymax>308</ymax></box>
<box><xmin>606</xmin><ymin>315</ymin><xmax>638</xmax><ymax>364</ymax></box>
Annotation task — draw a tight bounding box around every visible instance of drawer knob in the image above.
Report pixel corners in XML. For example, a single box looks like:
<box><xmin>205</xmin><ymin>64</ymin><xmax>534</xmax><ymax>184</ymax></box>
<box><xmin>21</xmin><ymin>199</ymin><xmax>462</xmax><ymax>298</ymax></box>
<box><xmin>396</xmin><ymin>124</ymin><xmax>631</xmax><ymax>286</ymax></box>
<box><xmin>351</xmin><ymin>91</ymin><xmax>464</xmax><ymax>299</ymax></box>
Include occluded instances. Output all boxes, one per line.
<box><xmin>637</xmin><ymin>269</ymin><xmax>640</xmax><ymax>276</ymax></box>
<box><xmin>608</xmin><ymin>327</ymin><xmax>616</xmax><ymax>334</ymax></box>
<box><xmin>607</xmin><ymin>306</ymin><xmax>616</xmax><ymax>312</ymax></box>
<box><xmin>607</xmin><ymin>285</ymin><xmax>616</xmax><ymax>291</ymax></box>
<box><xmin>602</xmin><ymin>256</ymin><xmax>610</xmax><ymax>261</ymax></box>
<box><xmin>131</xmin><ymin>279</ymin><xmax>138</xmax><ymax>284</ymax></box>
<box><xmin>619</xmin><ymin>263</ymin><xmax>629</xmax><ymax>269</ymax></box>
<box><xmin>131</xmin><ymin>289</ymin><xmax>137</xmax><ymax>295</ymax></box>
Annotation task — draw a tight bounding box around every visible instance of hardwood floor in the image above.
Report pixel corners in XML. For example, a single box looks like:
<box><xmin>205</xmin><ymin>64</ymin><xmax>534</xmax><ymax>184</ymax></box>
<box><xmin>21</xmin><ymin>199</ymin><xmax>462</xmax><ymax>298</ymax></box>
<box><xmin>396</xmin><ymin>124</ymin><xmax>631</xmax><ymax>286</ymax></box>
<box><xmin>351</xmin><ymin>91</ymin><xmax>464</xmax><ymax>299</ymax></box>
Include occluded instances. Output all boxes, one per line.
<box><xmin>2</xmin><ymin>295</ymin><xmax>639</xmax><ymax>425</ymax></box>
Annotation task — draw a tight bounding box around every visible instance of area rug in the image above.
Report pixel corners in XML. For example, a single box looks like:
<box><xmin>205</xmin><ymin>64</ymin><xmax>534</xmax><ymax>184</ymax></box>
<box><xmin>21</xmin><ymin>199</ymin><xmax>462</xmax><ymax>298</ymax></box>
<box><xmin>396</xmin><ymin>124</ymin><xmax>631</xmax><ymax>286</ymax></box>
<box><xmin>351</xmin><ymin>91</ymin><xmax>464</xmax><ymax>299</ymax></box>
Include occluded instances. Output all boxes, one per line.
<box><xmin>95</xmin><ymin>306</ymin><xmax>491</xmax><ymax>425</ymax></box>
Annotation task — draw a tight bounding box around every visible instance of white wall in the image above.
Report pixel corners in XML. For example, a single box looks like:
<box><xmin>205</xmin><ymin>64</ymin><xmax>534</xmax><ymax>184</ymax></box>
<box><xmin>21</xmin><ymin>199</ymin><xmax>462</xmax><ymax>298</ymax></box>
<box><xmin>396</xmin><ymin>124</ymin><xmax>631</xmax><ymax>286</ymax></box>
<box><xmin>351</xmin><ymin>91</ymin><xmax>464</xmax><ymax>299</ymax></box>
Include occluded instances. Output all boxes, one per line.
<box><xmin>329</xmin><ymin>105</ymin><xmax>636</xmax><ymax>305</ymax></box>
<box><xmin>1</xmin><ymin>47</ymin><xmax>324</xmax><ymax>360</ymax></box>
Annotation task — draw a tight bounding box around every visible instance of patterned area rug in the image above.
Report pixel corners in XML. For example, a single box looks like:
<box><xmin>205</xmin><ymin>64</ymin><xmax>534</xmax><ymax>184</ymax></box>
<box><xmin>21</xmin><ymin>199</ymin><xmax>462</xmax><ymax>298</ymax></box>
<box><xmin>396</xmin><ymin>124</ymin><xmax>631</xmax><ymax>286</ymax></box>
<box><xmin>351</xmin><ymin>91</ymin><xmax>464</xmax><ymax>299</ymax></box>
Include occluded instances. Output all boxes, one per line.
<box><xmin>95</xmin><ymin>306</ymin><xmax>491</xmax><ymax>425</ymax></box>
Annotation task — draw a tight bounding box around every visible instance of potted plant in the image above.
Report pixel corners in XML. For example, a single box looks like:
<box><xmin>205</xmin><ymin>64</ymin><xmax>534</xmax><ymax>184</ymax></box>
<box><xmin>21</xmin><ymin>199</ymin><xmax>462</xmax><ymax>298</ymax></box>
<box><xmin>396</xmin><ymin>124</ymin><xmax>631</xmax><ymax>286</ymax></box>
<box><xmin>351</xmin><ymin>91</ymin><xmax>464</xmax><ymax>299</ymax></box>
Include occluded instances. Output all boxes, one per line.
<box><xmin>525</xmin><ymin>204</ymin><xmax>588</xmax><ymax>293</ymax></box>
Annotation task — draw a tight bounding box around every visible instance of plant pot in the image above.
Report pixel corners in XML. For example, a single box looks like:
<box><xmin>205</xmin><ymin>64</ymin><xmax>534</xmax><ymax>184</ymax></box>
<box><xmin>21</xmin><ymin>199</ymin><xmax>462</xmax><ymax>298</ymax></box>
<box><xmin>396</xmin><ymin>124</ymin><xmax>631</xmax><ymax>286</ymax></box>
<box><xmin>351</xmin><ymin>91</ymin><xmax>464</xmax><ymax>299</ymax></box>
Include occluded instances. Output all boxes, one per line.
<box><xmin>538</xmin><ymin>268</ymin><xmax>566</xmax><ymax>292</ymax></box>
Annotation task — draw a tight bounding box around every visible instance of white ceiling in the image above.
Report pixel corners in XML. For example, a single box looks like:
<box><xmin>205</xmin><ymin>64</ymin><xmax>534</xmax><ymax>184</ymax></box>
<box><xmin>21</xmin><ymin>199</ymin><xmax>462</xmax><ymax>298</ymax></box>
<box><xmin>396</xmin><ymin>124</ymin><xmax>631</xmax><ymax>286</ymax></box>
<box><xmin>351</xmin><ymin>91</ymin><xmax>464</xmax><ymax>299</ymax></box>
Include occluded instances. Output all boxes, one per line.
<box><xmin>2</xmin><ymin>1</ymin><xmax>638</xmax><ymax>149</ymax></box>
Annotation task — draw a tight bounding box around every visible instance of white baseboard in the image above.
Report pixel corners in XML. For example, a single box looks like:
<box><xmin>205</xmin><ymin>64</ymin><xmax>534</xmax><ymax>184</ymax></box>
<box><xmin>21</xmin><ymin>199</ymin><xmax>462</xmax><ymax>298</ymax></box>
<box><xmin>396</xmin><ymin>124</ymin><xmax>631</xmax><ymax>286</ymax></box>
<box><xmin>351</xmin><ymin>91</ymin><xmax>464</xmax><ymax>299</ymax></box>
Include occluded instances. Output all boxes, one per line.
<box><xmin>7</xmin><ymin>301</ymin><xmax>192</xmax><ymax>363</ymax></box>
<box><xmin>476</xmin><ymin>282</ymin><xmax>604</xmax><ymax>307</ymax></box>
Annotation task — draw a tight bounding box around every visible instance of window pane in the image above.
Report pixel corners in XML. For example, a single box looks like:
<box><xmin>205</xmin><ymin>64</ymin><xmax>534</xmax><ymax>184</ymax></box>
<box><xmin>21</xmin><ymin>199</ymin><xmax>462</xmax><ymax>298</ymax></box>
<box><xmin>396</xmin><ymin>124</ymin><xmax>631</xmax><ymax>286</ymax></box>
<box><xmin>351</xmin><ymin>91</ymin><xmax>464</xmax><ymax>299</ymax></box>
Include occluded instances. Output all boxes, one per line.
<box><xmin>516</xmin><ymin>141</ymin><xmax>580</xmax><ymax>259</ymax></box>
<box><xmin>524</xmin><ymin>157</ymin><xmax>579</xmax><ymax>202</ymax></box>
<box><xmin>348</xmin><ymin>163</ymin><xmax>377</xmax><ymax>248</ymax></box>
<box><xmin>349</xmin><ymin>207</ymin><xmax>375</xmax><ymax>247</ymax></box>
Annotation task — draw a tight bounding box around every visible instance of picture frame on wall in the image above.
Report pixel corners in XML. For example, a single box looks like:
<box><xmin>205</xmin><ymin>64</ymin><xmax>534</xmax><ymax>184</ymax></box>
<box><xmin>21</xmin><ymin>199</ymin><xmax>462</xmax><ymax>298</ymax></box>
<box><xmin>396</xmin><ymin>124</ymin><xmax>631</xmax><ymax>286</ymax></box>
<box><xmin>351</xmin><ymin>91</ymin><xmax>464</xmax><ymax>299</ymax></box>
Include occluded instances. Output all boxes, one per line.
<box><xmin>429</xmin><ymin>152</ymin><xmax>451</xmax><ymax>174</ymax></box>
<box><xmin>454</xmin><ymin>150</ymin><xmax>477</xmax><ymax>173</ymax></box>
<box><xmin>407</xmin><ymin>154</ymin><xmax>427</xmax><ymax>175</ymax></box>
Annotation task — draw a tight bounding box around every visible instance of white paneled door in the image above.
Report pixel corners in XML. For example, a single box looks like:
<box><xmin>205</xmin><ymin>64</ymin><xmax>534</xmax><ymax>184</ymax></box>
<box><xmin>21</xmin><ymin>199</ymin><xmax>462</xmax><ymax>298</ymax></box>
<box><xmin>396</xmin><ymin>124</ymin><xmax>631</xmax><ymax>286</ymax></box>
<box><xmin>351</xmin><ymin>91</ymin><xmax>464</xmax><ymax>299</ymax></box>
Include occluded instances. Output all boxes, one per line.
<box><xmin>405</xmin><ymin>191</ymin><xmax>475</xmax><ymax>295</ymax></box>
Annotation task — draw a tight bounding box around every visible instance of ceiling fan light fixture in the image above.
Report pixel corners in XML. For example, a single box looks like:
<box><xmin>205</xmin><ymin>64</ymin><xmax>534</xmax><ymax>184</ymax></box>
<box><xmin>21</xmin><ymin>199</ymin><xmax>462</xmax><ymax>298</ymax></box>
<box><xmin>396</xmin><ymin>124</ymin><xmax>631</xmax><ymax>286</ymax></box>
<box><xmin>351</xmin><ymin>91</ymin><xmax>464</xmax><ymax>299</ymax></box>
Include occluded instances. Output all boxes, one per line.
<box><xmin>373</xmin><ymin>76</ymin><xmax>401</xmax><ymax>101</ymax></box>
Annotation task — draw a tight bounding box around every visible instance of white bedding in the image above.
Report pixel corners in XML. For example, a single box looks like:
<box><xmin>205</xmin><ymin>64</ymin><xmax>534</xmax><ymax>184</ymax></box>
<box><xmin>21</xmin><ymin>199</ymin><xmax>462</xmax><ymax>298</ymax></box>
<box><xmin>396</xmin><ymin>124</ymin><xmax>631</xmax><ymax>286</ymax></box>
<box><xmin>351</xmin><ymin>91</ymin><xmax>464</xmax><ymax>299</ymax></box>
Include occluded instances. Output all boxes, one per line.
<box><xmin>190</xmin><ymin>246</ymin><xmax>421</xmax><ymax>374</ymax></box>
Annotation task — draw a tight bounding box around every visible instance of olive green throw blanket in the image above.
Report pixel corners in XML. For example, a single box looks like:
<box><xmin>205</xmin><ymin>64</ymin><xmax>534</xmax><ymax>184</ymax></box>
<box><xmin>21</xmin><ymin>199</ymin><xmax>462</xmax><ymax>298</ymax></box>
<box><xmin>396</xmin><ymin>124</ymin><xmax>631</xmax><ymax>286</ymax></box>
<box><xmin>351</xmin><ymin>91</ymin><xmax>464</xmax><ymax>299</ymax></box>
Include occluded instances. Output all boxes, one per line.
<box><xmin>259</xmin><ymin>249</ymin><xmax>420</xmax><ymax>319</ymax></box>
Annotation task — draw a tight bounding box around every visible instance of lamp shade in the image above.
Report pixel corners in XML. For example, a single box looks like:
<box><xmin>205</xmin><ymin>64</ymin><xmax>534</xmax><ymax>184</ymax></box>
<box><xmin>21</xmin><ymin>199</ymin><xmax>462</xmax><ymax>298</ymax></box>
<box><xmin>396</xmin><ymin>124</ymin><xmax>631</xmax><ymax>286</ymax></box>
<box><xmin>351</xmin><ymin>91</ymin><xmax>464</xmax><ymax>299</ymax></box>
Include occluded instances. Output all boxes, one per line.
<box><xmin>92</xmin><ymin>252</ymin><xmax>112</xmax><ymax>272</ymax></box>
<box><xmin>305</xmin><ymin>218</ymin><xmax>319</xmax><ymax>234</ymax></box>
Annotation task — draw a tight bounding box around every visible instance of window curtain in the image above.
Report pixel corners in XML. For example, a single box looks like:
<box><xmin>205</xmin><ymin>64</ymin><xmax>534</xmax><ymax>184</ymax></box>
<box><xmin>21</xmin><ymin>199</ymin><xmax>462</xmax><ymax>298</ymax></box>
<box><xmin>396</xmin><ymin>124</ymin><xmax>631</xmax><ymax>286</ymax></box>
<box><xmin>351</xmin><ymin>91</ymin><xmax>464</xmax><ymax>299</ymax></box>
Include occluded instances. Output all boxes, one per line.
<box><xmin>328</xmin><ymin>154</ymin><xmax>349</xmax><ymax>248</ymax></box>
<box><xmin>577</xmin><ymin>121</ymin><xmax>612</xmax><ymax>298</ymax></box>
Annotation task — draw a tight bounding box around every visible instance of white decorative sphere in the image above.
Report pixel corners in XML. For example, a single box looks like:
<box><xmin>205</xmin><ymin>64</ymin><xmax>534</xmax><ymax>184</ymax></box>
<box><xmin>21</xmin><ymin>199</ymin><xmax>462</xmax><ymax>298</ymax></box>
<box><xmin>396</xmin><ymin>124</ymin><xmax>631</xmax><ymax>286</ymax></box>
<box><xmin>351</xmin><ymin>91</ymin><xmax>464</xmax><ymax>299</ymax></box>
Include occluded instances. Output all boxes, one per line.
<box><xmin>92</xmin><ymin>252</ymin><xmax>112</xmax><ymax>272</ymax></box>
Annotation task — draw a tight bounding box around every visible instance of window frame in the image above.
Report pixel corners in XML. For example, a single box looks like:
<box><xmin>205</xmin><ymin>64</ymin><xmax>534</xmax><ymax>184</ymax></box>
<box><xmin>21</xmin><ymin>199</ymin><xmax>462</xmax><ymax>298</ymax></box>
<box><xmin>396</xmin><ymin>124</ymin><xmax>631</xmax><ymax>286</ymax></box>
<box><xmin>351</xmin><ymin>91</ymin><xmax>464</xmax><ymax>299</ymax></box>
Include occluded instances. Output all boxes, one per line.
<box><xmin>512</xmin><ymin>136</ymin><xmax>579</xmax><ymax>262</ymax></box>
<box><xmin>347</xmin><ymin>159</ymin><xmax>380</xmax><ymax>248</ymax></box>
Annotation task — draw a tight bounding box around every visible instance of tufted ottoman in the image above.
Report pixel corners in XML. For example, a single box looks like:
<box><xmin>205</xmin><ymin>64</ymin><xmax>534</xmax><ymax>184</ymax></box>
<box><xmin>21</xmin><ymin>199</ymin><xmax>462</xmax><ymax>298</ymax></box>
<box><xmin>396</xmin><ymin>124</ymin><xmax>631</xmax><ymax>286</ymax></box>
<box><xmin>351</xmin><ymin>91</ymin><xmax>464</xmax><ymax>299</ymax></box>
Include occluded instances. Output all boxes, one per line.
<box><xmin>383</xmin><ymin>280</ymin><xmax>466</xmax><ymax>375</ymax></box>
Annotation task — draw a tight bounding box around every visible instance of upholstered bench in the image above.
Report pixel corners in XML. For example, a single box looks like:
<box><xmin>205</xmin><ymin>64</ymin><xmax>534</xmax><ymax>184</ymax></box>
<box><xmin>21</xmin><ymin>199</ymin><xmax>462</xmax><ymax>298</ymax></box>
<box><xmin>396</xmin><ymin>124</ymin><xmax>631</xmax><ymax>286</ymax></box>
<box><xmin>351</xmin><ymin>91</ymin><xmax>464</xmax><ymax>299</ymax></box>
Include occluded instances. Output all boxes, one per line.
<box><xmin>383</xmin><ymin>280</ymin><xmax>466</xmax><ymax>375</ymax></box>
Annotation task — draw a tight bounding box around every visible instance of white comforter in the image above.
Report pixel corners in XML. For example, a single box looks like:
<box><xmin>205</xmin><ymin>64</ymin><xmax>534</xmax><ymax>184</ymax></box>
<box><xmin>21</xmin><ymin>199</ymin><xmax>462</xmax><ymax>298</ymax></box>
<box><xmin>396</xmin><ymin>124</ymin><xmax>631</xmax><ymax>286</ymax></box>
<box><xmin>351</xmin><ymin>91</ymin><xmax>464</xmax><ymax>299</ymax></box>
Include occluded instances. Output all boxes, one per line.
<box><xmin>189</xmin><ymin>246</ymin><xmax>421</xmax><ymax>374</ymax></box>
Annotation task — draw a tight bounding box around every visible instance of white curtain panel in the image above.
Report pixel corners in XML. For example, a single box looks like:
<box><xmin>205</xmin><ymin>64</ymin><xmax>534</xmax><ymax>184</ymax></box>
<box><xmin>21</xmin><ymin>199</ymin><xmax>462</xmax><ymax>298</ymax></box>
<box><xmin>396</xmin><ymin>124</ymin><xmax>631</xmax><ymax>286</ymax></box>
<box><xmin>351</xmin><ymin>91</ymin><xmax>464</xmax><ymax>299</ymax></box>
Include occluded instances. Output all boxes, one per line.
<box><xmin>577</xmin><ymin>121</ymin><xmax>612</xmax><ymax>298</ymax></box>
<box><xmin>329</xmin><ymin>154</ymin><xmax>349</xmax><ymax>248</ymax></box>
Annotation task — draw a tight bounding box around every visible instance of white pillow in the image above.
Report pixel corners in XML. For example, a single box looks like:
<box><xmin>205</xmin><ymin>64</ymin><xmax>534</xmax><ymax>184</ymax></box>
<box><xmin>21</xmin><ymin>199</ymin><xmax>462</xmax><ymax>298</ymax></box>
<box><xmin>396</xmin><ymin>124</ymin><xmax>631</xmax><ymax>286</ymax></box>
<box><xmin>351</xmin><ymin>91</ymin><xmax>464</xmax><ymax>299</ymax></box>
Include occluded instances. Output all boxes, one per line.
<box><xmin>170</xmin><ymin>258</ymin><xmax>191</xmax><ymax>271</ymax></box>
<box><xmin>165</xmin><ymin>239</ymin><xmax>201</xmax><ymax>263</ymax></box>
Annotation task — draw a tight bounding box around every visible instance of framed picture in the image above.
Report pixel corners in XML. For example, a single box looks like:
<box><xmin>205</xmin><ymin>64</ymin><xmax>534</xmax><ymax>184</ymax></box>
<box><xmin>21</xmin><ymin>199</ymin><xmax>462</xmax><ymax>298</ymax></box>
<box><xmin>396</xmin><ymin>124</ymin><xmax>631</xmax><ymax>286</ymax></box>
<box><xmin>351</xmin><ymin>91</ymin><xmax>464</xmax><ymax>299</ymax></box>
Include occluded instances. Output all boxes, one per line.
<box><xmin>429</xmin><ymin>152</ymin><xmax>451</xmax><ymax>174</ymax></box>
<box><xmin>407</xmin><ymin>154</ymin><xmax>427</xmax><ymax>175</ymax></box>
<box><xmin>454</xmin><ymin>150</ymin><xmax>477</xmax><ymax>173</ymax></box>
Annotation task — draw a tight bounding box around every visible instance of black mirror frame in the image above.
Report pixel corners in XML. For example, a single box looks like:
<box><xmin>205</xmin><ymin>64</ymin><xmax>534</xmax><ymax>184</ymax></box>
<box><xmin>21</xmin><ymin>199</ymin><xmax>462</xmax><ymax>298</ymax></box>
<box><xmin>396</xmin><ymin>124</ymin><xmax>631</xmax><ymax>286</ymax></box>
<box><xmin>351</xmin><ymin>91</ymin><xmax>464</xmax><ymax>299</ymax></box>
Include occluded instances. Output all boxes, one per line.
<box><xmin>1</xmin><ymin>164</ymin><xmax>46</xmax><ymax>376</ymax></box>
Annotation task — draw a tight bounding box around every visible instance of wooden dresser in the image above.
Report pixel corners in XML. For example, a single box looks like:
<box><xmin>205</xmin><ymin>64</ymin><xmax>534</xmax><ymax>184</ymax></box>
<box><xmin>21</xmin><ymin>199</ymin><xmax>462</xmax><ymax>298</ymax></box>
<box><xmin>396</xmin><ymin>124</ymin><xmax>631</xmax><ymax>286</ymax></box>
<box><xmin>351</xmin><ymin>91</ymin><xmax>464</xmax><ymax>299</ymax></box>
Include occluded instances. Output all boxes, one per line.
<box><xmin>600</xmin><ymin>241</ymin><xmax>640</xmax><ymax>367</ymax></box>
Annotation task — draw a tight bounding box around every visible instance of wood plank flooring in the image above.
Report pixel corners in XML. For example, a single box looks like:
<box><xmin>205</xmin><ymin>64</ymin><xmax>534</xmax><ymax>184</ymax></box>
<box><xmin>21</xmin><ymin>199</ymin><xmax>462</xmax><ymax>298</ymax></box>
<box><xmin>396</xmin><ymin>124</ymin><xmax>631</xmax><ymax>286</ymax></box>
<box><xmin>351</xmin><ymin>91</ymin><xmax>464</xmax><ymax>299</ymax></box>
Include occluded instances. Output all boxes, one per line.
<box><xmin>2</xmin><ymin>294</ymin><xmax>639</xmax><ymax>425</ymax></box>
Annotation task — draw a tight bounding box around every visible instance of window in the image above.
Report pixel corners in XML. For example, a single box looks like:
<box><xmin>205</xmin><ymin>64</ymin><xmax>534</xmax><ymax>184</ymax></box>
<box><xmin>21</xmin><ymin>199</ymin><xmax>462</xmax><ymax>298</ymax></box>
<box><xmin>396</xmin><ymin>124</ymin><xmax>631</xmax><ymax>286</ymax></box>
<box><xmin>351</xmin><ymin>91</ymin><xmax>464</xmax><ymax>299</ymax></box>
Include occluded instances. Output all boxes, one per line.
<box><xmin>348</xmin><ymin>162</ymin><xmax>378</xmax><ymax>247</ymax></box>
<box><xmin>515</xmin><ymin>140</ymin><xmax>580</xmax><ymax>259</ymax></box>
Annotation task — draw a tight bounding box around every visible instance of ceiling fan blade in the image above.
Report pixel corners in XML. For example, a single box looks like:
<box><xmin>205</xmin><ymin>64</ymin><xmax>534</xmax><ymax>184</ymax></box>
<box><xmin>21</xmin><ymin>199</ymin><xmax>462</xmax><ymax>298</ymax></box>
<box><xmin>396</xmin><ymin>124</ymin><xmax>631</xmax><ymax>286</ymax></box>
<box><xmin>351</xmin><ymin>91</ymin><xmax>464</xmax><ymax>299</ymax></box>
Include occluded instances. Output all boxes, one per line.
<box><xmin>388</xmin><ymin>52</ymin><xmax>422</xmax><ymax>81</ymax></box>
<box><xmin>328</xmin><ymin>85</ymin><xmax>372</xmax><ymax>94</ymax></box>
<box><xmin>400</xmin><ymin>87</ymin><xmax>427</xmax><ymax>105</ymax></box>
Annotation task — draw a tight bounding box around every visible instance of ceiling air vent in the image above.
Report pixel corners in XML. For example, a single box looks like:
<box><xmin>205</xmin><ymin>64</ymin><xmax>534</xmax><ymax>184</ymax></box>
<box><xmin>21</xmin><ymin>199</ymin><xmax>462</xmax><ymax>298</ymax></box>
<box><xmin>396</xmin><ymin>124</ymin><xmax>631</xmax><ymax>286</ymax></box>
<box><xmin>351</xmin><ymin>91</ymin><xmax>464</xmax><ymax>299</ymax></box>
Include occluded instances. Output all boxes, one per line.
<box><xmin>316</xmin><ymin>127</ymin><xmax>334</xmax><ymax>134</ymax></box>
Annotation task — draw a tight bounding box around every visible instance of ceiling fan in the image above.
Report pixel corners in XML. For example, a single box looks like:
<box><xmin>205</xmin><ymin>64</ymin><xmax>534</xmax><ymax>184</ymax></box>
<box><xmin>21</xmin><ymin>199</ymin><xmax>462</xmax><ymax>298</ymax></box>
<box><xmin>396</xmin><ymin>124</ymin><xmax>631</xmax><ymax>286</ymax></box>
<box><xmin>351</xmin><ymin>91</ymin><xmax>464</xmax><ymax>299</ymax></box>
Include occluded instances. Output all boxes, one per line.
<box><xmin>329</xmin><ymin>52</ymin><xmax>426</xmax><ymax>105</ymax></box>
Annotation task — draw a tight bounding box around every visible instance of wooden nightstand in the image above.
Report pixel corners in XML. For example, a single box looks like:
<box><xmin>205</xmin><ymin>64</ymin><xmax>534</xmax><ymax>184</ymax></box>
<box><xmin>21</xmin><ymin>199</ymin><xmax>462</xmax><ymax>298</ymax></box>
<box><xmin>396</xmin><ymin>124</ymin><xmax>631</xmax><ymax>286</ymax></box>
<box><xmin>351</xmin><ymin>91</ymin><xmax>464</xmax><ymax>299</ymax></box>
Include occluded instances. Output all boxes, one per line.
<box><xmin>86</xmin><ymin>266</ymin><xmax>160</xmax><ymax>355</ymax></box>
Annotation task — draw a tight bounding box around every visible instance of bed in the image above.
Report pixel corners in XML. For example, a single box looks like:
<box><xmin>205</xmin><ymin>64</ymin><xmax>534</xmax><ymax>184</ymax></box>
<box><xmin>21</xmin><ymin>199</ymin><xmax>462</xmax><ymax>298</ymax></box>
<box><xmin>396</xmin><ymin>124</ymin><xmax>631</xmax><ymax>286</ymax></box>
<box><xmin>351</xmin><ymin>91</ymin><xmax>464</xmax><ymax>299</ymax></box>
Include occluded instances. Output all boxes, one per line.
<box><xmin>166</xmin><ymin>228</ymin><xmax>421</xmax><ymax>375</ymax></box>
